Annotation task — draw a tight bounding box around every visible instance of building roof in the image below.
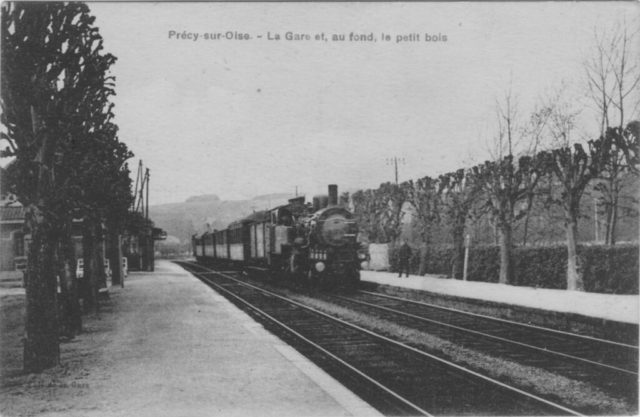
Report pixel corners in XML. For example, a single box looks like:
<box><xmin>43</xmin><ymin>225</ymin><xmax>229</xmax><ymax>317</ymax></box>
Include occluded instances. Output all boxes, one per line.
<box><xmin>0</xmin><ymin>206</ymin><xmax>26</xmax><ymax>222</ymax></box>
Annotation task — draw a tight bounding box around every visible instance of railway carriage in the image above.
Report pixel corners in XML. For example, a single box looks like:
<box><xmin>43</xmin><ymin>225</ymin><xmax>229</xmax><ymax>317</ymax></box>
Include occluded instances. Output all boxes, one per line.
<box><xmin>215</xmin><ymin>229</ymin><xmax>226</xmax><ymax>260</ymax></box>
<box><xmin>192</xmin><ymin>185</ymin><xmax>368</xmax><ymax>287</ymax></box>
<box><xmin>204</xmin><ymin>231</ymin><xmax>215</xmax><ymax>258</ymax></box>
<box><xmin>247</xmin><ymin>211</ymin><xmax>270</xmax><ymax>265</ymax></box>
<box><xmin>228</xmin><ymin>221</ymin><xmax>247</xmax><ymax>262</ymax></box>
<box><xmin>192</xmin><ymin>233</ymin><xmax>205</xmax><ymax>260</ymax></box>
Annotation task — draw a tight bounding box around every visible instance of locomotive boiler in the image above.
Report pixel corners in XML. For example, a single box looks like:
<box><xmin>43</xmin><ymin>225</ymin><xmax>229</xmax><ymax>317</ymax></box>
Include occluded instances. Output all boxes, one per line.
<box><xmin>193</xmin><ymin>185</ymin><xmax>368</xmax><ymax>287</ymax></box>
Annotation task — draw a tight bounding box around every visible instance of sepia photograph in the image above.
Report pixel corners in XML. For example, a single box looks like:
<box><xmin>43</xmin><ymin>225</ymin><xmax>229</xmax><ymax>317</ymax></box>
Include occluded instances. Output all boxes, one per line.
<box><xmin>0</xmin><ymin>1</ymin><xmax>639</xmax><ymax>416</ymax></box>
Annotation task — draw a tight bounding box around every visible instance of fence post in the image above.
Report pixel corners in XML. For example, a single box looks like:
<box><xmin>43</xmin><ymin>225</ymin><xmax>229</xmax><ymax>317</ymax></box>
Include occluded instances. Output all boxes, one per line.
<box><xmin>463</xmin><ymin>234</ymin><xmax>470</xmax><ymax>281</ymax></box>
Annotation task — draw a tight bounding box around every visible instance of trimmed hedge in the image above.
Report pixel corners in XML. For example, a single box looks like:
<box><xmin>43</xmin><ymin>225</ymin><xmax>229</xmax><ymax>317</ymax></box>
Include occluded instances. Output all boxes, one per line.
<box><xmin>388</xmin><ymin>243</ymin><xmax>639</xmax><ymax>294</ymax></box>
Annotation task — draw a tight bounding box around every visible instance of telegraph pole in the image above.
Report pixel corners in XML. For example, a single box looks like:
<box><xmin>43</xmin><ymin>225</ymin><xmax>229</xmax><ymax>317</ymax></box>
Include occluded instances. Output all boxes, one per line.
<box><xmin>145</xmin><ymin>168</ymin><xmax>150</xmax><ymax>220</ymax></box>
<box><xmin>594</xmin><ymin>198</ymin><xmax>599</xmax><ymax>243</ymax></box>
<box><xmin>130</xmin><ymin>161</ymin><xmax>155</xmax><ymax>271</ymax></box>
<box><xmin>132</xmin><ymin>160</ymin><xmax>142</xmax><ymax>210</ymax></box>
<box><xmin>463</xmin><ymin>234</ymin><xmax>471</xmax><ymax>281</ymax></box>
<box><xmin>386</xmin><ymin>157</ymin><xmax>405</xmax><ymax>184</ymax></box>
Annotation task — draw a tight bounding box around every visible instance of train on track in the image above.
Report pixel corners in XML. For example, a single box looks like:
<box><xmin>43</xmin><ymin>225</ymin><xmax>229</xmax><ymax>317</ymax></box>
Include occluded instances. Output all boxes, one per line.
<box><xmin>192</xmin><ymin>185</ymin><xmax>369</xmax><ymax>287</ymax></box>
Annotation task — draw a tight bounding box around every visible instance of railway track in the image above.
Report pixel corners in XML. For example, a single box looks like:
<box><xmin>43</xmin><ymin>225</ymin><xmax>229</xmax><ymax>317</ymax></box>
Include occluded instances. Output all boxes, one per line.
<box><xmin>177</xmin><ymin>261</ymin><xmax>583</xmax><ymax>416</ymax></box>
<box><xmin>324</xmin><ymin>290</ymin><xmax>639</xmax><ymax>403</ymax></box>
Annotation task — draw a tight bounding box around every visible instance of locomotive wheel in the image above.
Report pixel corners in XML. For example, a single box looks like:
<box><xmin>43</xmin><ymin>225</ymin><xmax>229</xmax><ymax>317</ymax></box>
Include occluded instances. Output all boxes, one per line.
<box><xmin>308</xmin><ymin>269</ymin><xmax>322</xmax><ymax>288</ymax></box>
<box><xmin>315</xmin><ymin>271</ymin><xmax>328</xmax><ymax>289</ymax></box>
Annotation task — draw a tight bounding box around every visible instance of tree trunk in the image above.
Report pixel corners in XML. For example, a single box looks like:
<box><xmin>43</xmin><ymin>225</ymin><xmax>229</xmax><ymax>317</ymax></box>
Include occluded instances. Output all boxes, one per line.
<box><xmin>149</xmin><ymin>238</ymin><xmax>155</xmax><ymax>272</ymax></box>
<box><xmin>418</xmin><ymin>228</ymin><xmax>431</xmax><ymax>276</ymax></box>
<box><xmin>566</xmin><ymin>217</ymin><xmax>584</xmax><ymax>291</ymax></box>
<box><xmin>23</xmin><ymin>108</ymin><xmax>60</xmax><ymax>372</ymax></box>
<box><xmin>522</xmin><ymin>210</ymin><xmax>531</xmax><ymax>246</ymax></box>
<box><xmin>498</xmin><ymin>224</ymin><xmax>513</xmax><ymax>285</ymax></box>
<box><xmin>82</xmin><ymin>219</ymin><xmax>98</xmax><ymax>314</ymax></box>
<box><xmin>604</xmin><ymin>180</ymin><xmax>619</xmax><ymax>245</ymax></box>
<box><xmin>418</xmin><ymin>245</ymin><xmax>428</xmax><ymax>276</ymax></box>
<box><xmin>604</xmin><ymin>202</ymin><xmax>612</xmax><ymax>245</ymax></box>
<box><xmin>23</xmin><ymin>216</ymin><xmax>60</xmax><ymax>372</ymax></box>
<box><xmin>96</xmin><ymin>237</ymin><xmax>107</xmax><ymax>289</ymax></box>
<box><xmin>451</xmin><ymin>225</ymin><xmax>465</xmax><ymax>279</ymax></box>
<box><xmin>57</xmin><ymin>229</ymin><xmax>82</xmax><ymax>337</ymax></box>
<box><xmin>609</xmin><ymin>192</ymin><xmax>618</xmax><ymax>245</ymax></box>
<box><xmin>109</xmin><ymin>229</ymin><xmax>123</xmax><ymax>287</ymax></box>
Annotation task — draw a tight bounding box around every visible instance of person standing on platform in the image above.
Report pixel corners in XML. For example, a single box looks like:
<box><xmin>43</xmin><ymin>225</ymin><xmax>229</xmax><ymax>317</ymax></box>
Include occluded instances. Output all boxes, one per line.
<box><xmin>398</xmin><ymin>239</ymin><xmax>412</xmax><ymax>278</ymax></box>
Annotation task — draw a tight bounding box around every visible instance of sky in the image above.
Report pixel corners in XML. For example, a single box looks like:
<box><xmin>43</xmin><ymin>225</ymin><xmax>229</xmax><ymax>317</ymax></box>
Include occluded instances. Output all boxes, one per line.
<box><xmin>83</xmin><ymin>2</ymin><xmax>639</xmax><ymax>206</ymax></box>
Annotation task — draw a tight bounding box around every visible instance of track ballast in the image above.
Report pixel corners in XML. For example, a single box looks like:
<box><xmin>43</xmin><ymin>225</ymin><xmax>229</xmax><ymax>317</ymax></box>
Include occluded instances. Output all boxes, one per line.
<box><xmin>178</xmin><ymin>261</ymin><xmax>582</xmax><ymax>416</ymax></box>
<box><xmin>324</xmin><ymin>290</ymin><xmax>638</xmax><ymax>403</ymax></box>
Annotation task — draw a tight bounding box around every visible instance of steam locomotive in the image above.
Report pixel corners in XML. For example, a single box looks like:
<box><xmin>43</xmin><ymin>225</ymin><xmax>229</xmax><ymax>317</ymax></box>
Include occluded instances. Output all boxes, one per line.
<box><xmin>192</xmin><ymin>185</ymin><xmax>369</xmax><ymax>287</ymax></box>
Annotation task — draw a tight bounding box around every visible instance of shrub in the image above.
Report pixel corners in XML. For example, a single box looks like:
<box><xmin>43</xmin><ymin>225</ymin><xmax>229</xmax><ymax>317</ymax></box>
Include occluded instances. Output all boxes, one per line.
<box><xmin>581</xmin><ymin>244</ymin><xmax>639</xmax><ymax>294</ymax></box>
<box><xmin>466</xmin><ymin>246</ymin><xmax>501</xmax><ymax>284</ymax></box>
<box><xmin>511</xmin><ymin>246</ymin><xmax>566</xmax><ymax>289</ymax></box>
<box><xmin>387</xmin><ymin>243</ymin><xmax>639</xmax><ymax>294</ymax></box>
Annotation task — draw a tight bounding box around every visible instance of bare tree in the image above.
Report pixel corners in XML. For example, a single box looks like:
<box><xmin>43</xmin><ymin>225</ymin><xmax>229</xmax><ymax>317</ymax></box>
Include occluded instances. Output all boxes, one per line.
<box><xmin>338</xmin><ymin>191</ymin><xmax>350</xmax><ymax>208</ymax></box>
<box><xmin>614</xmin><ymin>121</ymin><xmax>639</xmax><ymax>175</ymax></box>
<box><xmin>477</xmin><ymin>91</ymin><xmax>548</xmax><ymax>284</ymax></box>
<box><xmin>437</xmin><ymin>169</ymin><xmax>483</xmax><ymax>279</ymax></box>
<box><xmin>475</xmin><ymin>154</ymin><xmax>545</xmax><ymax>285</ymax></box>
<box><xmin>377</xmin><ymin>182</ymin><xmax>409</xmax><ymax>244</ymax></box>
<box><xmin>351</xmin><ymin>189</ymin><xmax>385</xmax><ymax>243</ymax></box>
<box><xmin>405</xmin><ymin>176</ymin><xmax>440</xmax><ymax>275</ymax></box>
<box><xmin>584</xmin><ymin>21</ymin><xmax>640</xmax><ymax>244</ymax></box>
<box><xmin>540</xmin><ymin>98</ymin><xmax>613</xmax><ymax>290</ymax></box>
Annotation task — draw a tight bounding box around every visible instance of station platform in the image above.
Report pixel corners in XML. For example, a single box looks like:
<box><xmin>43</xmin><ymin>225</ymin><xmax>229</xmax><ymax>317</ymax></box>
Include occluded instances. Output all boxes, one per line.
<box><xmin>97</xmin><ymin>260</ymin><xmax>381</xmax><ymax>417</ymax></box>
<box><xmin>361</xmin><ymin>270</ymin><xmax>639</xmax><ymax>344</ymax></box>
<box><xmin>0</xmin><ymin>261</ymin><xmax>382</xmax><ymax>417</ymax></box>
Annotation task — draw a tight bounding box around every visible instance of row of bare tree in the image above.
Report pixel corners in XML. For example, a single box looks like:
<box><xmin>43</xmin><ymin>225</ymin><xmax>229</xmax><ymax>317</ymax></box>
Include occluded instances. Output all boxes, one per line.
<box><xmin>351</xmin><ymin>122</ymin><xmax>637</xmax><ymax>290</ymax></box>
<box><xmin>1</xmin><ymin>3</ymin><xmax>137</xmax><ymax>372</ymax></box>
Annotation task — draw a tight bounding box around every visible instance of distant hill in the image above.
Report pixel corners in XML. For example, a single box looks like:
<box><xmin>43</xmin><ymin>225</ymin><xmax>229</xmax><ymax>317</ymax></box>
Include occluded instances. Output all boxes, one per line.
<box><xmin>149</xmin><ymin>193</ymin><xmax>296</xmax><ymax>243</ymax></box>
<box><xmin>185</xmin><ymin>194</ymin><xmax>220</xmax><ymax>203</ymax></box>
<box><xmin>150</xmin><ymin>187</ymin><xmax>362</xmax><ymax>244</ymax></box>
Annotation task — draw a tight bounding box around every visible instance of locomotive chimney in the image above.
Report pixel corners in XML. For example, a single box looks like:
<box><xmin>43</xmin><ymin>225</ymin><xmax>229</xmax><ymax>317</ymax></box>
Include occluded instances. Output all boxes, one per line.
<box><xmin>328</xmin><ymin>184</ymin><xmax>338</xmax><ymax>206</ymax></box>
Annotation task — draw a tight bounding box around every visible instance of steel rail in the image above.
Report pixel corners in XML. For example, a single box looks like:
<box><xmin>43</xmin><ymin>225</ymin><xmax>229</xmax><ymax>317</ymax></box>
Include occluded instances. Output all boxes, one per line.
<box><xmin>358</xmin><ymin>290</ymin><xmax>638</xmax><ymax>349</ymax></box>
<box><xmin>180</xmin><ymin>262</ymin><xmax>432</xmax><ymax>417</ymax></box>
<box><xmin>182</xmin><ymin>261</ymin><xmax>583</xmax><ymax>417</ymax></box>
<box><xmin>332</xmin><ymin>293</ymin><xmax>638</xmax><ymax>376</ymax></box>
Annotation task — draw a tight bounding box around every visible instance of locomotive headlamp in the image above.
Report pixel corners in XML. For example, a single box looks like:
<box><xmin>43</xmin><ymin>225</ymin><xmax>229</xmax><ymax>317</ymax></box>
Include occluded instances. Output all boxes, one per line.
<box><xmin>358</xmin><ymin>252</ymin><xmax>367</xmax><ymax>260</ymax></box>
<box><xmin>315</xmin><ymin>262</ymin><xmax>325</xmax><ymax>272</ymax></box>
<box><xmin>360</xmin><ymin>261</ymin><xmax>369</xmax><ymax>270</ymax></box>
